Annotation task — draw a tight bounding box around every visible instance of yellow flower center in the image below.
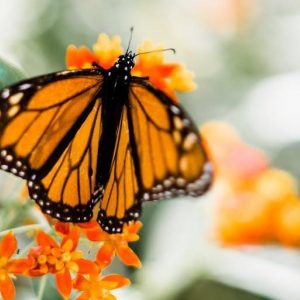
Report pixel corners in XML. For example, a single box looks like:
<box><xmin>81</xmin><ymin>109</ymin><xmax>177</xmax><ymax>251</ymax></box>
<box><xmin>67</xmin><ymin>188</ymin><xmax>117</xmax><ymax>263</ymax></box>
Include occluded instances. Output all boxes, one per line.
<box><xmin>62</xmin><ymin>252</ymin><xmax>71</xmax><ymax>262</ymax></box>
<box><xmin>34</xmin><ymin>241</ymin><xmax>82</xmax><ymax>274</ymax></box>
<box><xmin>38</xmin><ymin>254</ymin><xmax>47</xmax><ymax>265</ymax></box>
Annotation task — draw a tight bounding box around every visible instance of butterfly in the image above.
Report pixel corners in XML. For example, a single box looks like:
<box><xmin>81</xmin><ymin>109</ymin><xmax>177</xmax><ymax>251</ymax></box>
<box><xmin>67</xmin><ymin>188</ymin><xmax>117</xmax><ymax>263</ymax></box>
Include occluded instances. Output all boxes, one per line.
<box><xmin>0</xmin><ymin>50</ymin><xmax>212</xmax><ymax>233</ymax></box>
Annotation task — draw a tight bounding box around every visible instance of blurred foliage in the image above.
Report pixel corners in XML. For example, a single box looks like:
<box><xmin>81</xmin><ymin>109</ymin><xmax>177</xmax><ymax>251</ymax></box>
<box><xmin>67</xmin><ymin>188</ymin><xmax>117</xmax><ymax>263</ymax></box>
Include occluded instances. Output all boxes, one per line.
<box><xmin>0</xmin><ymin>57</ymin><xmax>25</xmax><ymax>88</ymax></box>
<box><xmin>274</xmin><ymin>142</ymin><xmax>300</xmax><ymax>181</ymax></box>
<box><xmin>174</xmin><ymin>279</ymin><xmax>270</xmax><ymax>300</ymax></box>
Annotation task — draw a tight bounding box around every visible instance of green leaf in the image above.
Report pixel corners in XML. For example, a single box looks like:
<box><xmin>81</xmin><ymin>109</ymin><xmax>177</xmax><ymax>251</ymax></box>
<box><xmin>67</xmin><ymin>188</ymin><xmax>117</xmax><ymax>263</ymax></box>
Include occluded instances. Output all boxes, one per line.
<box><xmin>32</xmin><ymin>276</ymin><xmax>62</xmax><ymax>300</ymax></box>
<box><xmin>0</xmin><ymin>56</ymin><xmax>25</xmax><ymax>89</ymax></box>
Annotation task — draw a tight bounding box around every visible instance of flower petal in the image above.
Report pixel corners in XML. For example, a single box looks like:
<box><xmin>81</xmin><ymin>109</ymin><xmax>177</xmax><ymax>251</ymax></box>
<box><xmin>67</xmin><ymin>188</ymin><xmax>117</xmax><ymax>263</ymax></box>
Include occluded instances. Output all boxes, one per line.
<box><xmin>85</xmin><ymin>226</ymin><xmax>109</xmax><ymax>242</ymax></box>
<box><xmin>126</xmin><ymin>221</ymin><xmax>142</xmax><ymax>235</ymax></box>
<box><xmin>56</xmin><ymin>269</ymin><xmax>72</xmax><ymax>299</ymax></box>
<box><xmin>61</xmin><ymin>239</ymin><xmax>74</xmax><ymax>253</ymax></box>
<box><xmin>73</xmin><ymin>274</ymin><xmax>89</xmax><ymax>290</ymax></box>
<box><xmin>78</xmin><ymin>221</ymin><xmax>98</xmax><ymax>229</ymax></box>
<box><xmin>0</xmin><ymin>232</ymin><xmax>17</xmax><ymax>258</ymax></box>
<box><xmin>62</xmin><ymin>227</ymin><xmax>79</xmax><ymax>251</ymax></box>
<box><xmin>169</xmin><ymin>65</ymin><xmax>197</xmax><ymax>92</ymax></box>
<box><xmin>116</xmin><ymin>246</ymin><xmax>141</xmax><ymax>268</ymax></box>
<box><xmin>93</xmin><ymin>33</ymin><xmax>123</xmax><ymax>69</ymax></box>
<box><xmin>76</xmin><ymin>292</ymin><xmax>90</xmax><ymax>300</ymax></box>
<box><xmin>125</xmin><ymin>221</ymin><xmax>143</xmax><ymax>242</ymax></box>
<box><xmin>36</xmin><ymin>230</ymin><xmax>58</xmax><ymax>248</ymax></box>
<box><xmin>76</xmin><ymin>259</ymin><xmax>98</xmax><ymax>275</ymax></box>
<box><xmin>136</xmin><ymin>40</ymin><xmax>165</xmax><ymax>66</ymax></box>
<box><xmin>96</xmin><ymin>243</ymin><xmax>115</xmax><ymax>269</ymax></box>
<box><xmin>66</xmin><ymin>45</ymin><xmax>97</xmax><ymax>69</ymax></box>
<box><xmin>7</xmin><ymin>258</ymin><xmax>34</xmax><ymax>274</ymax></box>
<box><xmin>101</xmin><ymin>274</ymin><xmax>131</xmax><ymax>289</ymax></box>
<box><xmin>54</xmin><ymin>222</ymin><xmax>70</xmax><ymax>235</ymax></box>
<box><xmin>0</xmin><ymin>276</ymin><xmax>15</xmax><ymax>300</ymax></box>
<box><xmin>106</xmin><ymin>294</ymin><xmax>117</xmax><ymax>300</ymax></box>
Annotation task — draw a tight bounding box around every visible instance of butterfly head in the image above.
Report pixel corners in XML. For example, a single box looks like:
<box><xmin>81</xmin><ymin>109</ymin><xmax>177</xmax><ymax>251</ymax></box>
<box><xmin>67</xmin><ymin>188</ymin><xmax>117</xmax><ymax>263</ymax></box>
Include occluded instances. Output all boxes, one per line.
<box><xmin>113</xmin><ymin>51</ymin><xmax>135</xmax><ymax>78</ymax></box>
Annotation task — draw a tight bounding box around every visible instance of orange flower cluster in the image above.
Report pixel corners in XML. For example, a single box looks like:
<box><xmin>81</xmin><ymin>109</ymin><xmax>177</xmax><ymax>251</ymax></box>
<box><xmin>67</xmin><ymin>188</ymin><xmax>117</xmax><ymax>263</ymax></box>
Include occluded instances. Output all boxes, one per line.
<box><xmin>202</xmin><ymin>121</ymin><xmax>300</xmax><ymax>246</ymax></box>
<box><xmin>0</xmin><ymin>221</ymin><xmax>141</xmax><ymax>300</ymax></box>
<box><xmin>66</xmin><ymin>33</ymin><xmax>196</xmax><ymax>101</ymax></box>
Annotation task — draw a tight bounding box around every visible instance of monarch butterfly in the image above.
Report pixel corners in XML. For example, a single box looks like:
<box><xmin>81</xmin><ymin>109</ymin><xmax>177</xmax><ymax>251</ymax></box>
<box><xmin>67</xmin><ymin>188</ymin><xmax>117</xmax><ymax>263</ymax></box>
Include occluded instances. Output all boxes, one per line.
<box><xmin>0</xmin><ymin>50</ymin><xmax>212</xmax><ymax>233</ymax></box>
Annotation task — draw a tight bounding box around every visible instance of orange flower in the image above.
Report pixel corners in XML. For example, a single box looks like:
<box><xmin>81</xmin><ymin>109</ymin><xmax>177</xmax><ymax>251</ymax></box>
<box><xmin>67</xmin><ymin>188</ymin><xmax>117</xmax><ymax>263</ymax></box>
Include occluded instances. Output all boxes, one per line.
<box><xmin>201</xmin><ymin>121</ymin><xmax>267</xmax><ymax>180</ymax></box>
<box><xmin>73</xmin><ymin>264</ymin><xmax>130</xmax><ymax>300</ymax></box>
<box><xmin>66</xmin><ymin>33</ymin><xmax>123</xmax><ymax>70</ymax></box>
<box><xmin>214</xmin><ymin>169</ymin><xmax>298</xmax><ymax>244</ymax></box>
<box><xmin>199</xmin><ymin>0</ymin><xmax>259</xmax><ymax>33</ymax></box>
<box><xmin>54</xmin><ymin>221</ymin><xmax>72</xmax><ymax>236</ymax></box>
<box><xmin>133</xmin><ymin>40</ymin><xmax>196</xmax><ymax>100</ymax></box>
<box><xmin>202</xmin><ymin>121</ymin><xmax>300</xmax><ymax>246</ymax></box>
<box><xmin>66</xmin><ymin>46</ymin><xmax>98</xmax><ymax>70</ymax></box>
<box><xmin>0</xmin><ymin>232</ymin><xmax>33</xmax><ymax>300</ymax></box>
<box><xmin>65</xmin><ymin>34</ymin><xmax>196</xmax><ymax>101</ymax></box>
<box><xmin>85</xmin><ymin>221</ymin><xmax>142</xmax><ymax>269</ymax></box>
<box><xmin>28</xmin><ymin>228</ymin><xmax>94</xmax><ymax>299</ymax></box>
<box><xmin>92</xmin><ymin>34</ymin><xmax>123</xmax><ymax>69</ymax></box>
<box><xmin>276</xmin><ymin>197</ymin><xmax>300</xmax><ymax>245</ymax></box>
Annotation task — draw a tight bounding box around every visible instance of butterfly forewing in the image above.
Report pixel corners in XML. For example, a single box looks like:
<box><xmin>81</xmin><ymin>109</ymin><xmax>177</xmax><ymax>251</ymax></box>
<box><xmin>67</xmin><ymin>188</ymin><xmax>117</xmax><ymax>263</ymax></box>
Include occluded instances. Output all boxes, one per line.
<box><xmin>129</xmin><ymin>79</ymin><xmax>212</xmax><ymax>202</ymax></box>
<box><xmin>0</xmin><ymin>70</ymin><xmax>104</xmax><ymax>222</ymax></box>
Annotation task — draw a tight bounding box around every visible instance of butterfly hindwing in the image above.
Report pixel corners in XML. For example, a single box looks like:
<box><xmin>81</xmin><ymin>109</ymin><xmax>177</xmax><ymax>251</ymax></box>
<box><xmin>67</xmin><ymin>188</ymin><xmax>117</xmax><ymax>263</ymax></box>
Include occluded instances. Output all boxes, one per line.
<box><xmin>28</xmin><ymin>99</ymin><xmax>103</xmax><ymax>222</ymax></box>
<box><xmin>97</xmin><ymin>105</ymin><xmax>141</xmax><ymax>233</ymax></box>
<box><xmin>0</xmin><ymin>69</ymin><xmax>104</xmax><ymax>221</ymax></box>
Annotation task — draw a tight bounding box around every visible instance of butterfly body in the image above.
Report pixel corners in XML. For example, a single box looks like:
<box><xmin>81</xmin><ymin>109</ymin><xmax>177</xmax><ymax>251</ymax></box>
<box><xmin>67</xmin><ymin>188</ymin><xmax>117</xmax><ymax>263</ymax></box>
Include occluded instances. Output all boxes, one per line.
<box><xmin>0</xmin><ymin>51</ymin><xmax>212</xmax><ymax>233</ymax></box>
<box><xmin>96</xmin><ymin>52</ymin><xmax>135</xmax><ymax>186</ymax></box>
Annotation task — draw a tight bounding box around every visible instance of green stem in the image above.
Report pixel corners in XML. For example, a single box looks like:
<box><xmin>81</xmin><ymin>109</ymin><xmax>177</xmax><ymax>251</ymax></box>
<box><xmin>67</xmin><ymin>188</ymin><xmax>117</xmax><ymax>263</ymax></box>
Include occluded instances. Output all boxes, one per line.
<box><xmin>37</xmin><ymin>275</ymin><xmax>47</xmax><ymax>300</ymax></box>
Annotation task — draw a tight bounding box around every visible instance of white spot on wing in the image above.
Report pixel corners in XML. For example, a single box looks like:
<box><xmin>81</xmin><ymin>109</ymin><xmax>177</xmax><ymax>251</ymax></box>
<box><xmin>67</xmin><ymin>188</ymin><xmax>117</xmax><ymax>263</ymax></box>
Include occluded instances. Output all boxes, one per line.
<box><xmin>9</xmin><ymin>92</ymin><xmax>23</xmax><ymax>105</ymax></box>
<box><xmin>1</xmin><ymin>89</ymin><xmax>10</xmax><ymax>99</ymax></box>
<box><xmin>19</xmin><ymin>83</ymin><xmax>32</xmax><ymax>90</ymax></box>
<box><xmin>170</xmin><ymin>105</ymin><xmax>180</xmax><ymax>115</ymax></box>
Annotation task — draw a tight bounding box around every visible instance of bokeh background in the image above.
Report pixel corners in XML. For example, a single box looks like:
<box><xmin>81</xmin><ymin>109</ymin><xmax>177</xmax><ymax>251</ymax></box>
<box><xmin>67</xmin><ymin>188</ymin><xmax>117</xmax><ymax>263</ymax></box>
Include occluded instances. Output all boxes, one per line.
<box><xmin>1</xmin><ymin>0</ymin><xmax>300</xmax><ymax>299</ymax></box>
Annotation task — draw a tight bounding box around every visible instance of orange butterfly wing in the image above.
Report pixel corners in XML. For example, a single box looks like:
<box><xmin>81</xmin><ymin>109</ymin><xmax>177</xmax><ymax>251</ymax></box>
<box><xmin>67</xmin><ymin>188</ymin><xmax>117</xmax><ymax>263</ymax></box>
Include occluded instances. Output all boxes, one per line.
<box><xmin>98</xmin><ymin>106</ymin><xmax>141</xmax><ymax>232</ymax></box>
<box><xmin>0</xmin><ymin>70</ymin><xmax>104</xmax><ymax>221</ymax></box>
<box><xmin>97</xmin><ymin>78</ymin><xmax>212</xmax><ymax>233</ymax></box>
<box><xmin>129</xmin><ymin>80</ymin><xmax>212</xmax><ymax>201</ymax></box>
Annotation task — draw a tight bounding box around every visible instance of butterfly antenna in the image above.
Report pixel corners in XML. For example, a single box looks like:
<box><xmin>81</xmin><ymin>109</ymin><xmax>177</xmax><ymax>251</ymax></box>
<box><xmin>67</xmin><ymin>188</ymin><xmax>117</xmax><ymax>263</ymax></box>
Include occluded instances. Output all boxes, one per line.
<box><xmin>126</xmin><ymin>27</ymin><xmax>134</xmax><ymax>53</ymax></box>
<box><xmin>134</xmin><ymin>48</ymin><xmax>176</xmax><ymax>57</ymax></box>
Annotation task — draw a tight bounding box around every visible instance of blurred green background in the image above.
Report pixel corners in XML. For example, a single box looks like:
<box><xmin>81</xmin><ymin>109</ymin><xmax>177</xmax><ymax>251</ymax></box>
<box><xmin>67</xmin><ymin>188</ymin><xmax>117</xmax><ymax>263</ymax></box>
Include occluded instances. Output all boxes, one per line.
<box><xmin>1</xmin><ymin>0</ymin><xmax>300</xmax><ymax>299</ymax></box>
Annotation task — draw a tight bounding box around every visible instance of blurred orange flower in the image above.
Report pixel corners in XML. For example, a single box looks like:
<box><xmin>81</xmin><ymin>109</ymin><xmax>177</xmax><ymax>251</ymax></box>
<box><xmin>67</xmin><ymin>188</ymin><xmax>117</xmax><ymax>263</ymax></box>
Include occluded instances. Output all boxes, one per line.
<box><xmin>28</xmin><ymin>228</ymin><xmax>93</xmax><ymax>299</ymax></box>
<box><xmin>133</xmin><ymin>40</ymin><xmax>196</xmax><ymax>100</ymax></box>
<box><xmin>202</xmin><ymin>121</ymin><xmax>300</xmax><ymax>246</ymax></box>
<box><xmin>66</xmin><ymin>33</ymin><xmax>196</xmax><ymax>101</ymax></box>
<box><xmin>0</xmin><ymin>232</ymin><xmax>33</xmax><ymax>300</ymax></box>
<box><xmin>85</xmin><ymin>221</ymin><xmax>142</xmax><ymax>269</ymax></box>
<box><xmin>66</xmin><ymin>33</ymin><xmax>123</xmax><ymax>70</ymax></box>
<box><xmin>73</xmin><ymin>263</ymin><xmax>130</xmax><ymax>300</ymax></box>
<box><xmin>199</xmin><ymin>0</ymin><xmax>259</xmax><ymax>33</ymax></box>
<box><xmin>66</xmin><ymin>46</ymin><xmax>98</xmax><ymax>70</ymax></box>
